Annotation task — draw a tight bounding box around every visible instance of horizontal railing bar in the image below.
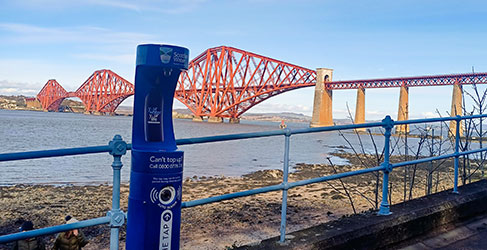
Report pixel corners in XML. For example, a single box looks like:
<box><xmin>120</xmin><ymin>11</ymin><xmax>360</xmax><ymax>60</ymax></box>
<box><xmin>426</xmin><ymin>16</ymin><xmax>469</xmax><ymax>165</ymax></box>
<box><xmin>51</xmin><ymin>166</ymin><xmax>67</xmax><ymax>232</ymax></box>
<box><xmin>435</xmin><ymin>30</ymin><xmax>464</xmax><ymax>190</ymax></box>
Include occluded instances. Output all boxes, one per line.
<box><xmin>0</xmin><ymin>145</ymin><xmax>112</xmax><ymax>162</ymax></box>
<box><xmin>394</xmin><ymin>114</ymin><xmax>487</xmax><ymax>125</ymax></box>
<box><xmin>1</xmin><ymin>114</ymin><xmax>486</xmax><ymax>163</ymax></box>
<box><xmin>392</xmin><ymin>153</ymin><xmax>457</xmax><ymax>168</ymax></box>
<box><xmin>182</xmin><ymin>144</ymin><xmax>487</xmax><ymax>209</ymax></box>
<box><xmin>182</xmin><ymin>165</ymin><xmax>385</xmax><ymax>208</ymax></box>
<box><xmin>1</xmin><ymin>123</ymin><xmax>387</xmax><ymax>162</ymax></box>
<box><xmin>176</xmin><ymin>130</ymin><xmax>286</xmax><ymax>145</ymax></box>
<box><xmin>288</xmin><ymin>165</ymin><xmax>385</xmax><ymax>188</ymax></box>
<box><xmin>0</xmin><ymin>216</ymin><xmax>110</xmax><ymax>243</ymax></box>
<box><xmin>391</xmin><ymin>147</ymin><xmax>487</xmax><ymax>168</ymax></box>
<box><xmin>182</xmin><ymin>183</ymin><xmax>285</xmax><ymax>208</ymax></box>
<box><xmin>176</xmin><ymin>114</ymin><xmax>487</xmax><ymax>145</ymax></box>
<box><xmin>176</xmin><ymin>122</ymin><xmax>386</xmax><ymax>147</ymax></box>
<box><xmin>290</xmin><ymin>122</ymin><xmax>384</xmax><ymax>135</ymax></box>
<box><xmin>458</xmin><ymin>147</ymin><xmax>487</xmax><ymax>156</ymax></box>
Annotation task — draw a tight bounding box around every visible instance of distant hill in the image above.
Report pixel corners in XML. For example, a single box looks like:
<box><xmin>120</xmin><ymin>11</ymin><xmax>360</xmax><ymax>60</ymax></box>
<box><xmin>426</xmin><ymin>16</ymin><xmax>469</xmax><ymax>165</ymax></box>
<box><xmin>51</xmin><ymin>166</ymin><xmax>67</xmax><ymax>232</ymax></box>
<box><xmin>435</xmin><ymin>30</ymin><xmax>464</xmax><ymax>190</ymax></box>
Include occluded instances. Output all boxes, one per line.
<box><xmin>115</xmin><ymin>105</ymin><xmax>133</xmax><ymax>115</ymax></box>
<box><xmin>242</xmin><ymin>112</ymin><xmax>311</xmax><ymax>123</ymax></box>
<box><xmin>173</xmin><ymin>108</ymin><xmax>194</xmax><ymax>115</ymax></box>
<box><xmin>0</xmin><ymin>95</ymin><xmax>369</xmax><ymax>124</ymax></box>
<box><xmin>241</xmin><ymin>112</ymin><xmax>358</xmax><ymax>124</ymax></box>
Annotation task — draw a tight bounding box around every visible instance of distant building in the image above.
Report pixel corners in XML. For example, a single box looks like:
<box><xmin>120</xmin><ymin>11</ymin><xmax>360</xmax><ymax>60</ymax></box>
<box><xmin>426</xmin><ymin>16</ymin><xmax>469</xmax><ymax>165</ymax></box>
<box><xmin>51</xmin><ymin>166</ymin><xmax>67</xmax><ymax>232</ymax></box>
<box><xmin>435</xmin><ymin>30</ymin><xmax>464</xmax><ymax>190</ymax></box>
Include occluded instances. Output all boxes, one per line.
<box><xmin>25</xmin><ymin>97</ymin><xmax>42</xmax><ymax>109</ymax></box>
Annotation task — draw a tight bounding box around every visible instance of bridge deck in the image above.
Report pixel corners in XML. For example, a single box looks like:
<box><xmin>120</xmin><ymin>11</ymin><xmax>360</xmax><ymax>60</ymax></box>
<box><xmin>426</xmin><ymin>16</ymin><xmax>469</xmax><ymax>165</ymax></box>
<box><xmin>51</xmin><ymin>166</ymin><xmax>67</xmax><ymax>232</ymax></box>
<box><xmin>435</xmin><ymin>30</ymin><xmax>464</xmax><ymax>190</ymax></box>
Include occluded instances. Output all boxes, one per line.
<box><xmin>326</xmin><ymin>72</ymin><xmax>487</xmax><ymax>90</ymax></box>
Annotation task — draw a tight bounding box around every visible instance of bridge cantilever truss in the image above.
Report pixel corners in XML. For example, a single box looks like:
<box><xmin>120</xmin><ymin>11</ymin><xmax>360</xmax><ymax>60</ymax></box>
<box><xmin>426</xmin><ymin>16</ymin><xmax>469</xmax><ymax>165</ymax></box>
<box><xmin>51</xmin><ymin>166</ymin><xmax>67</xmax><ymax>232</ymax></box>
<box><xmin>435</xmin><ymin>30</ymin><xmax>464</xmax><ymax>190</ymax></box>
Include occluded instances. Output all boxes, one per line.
<box><xmin>35</xmin><ymin>45</ymin><xmax>487</xmax><ymax>118</ymax></box>
<box><xmin>176</xmin><ymin>46</ymin><xmax>316</xmax><ymax>118</ymax></box>
<box><xmin>37</xmin><ymin>70</ymin><xmax>134</xmax><ymax>113</ymax></box>
<box><xmin>37</xmin><ymin>79</ymin><xmax>69</xmax><ymax>112</ymax></box>
<box><xmin>75</xmin><ymin>70</ymin><xmax>134</xmax><ymax>113</ymax></box>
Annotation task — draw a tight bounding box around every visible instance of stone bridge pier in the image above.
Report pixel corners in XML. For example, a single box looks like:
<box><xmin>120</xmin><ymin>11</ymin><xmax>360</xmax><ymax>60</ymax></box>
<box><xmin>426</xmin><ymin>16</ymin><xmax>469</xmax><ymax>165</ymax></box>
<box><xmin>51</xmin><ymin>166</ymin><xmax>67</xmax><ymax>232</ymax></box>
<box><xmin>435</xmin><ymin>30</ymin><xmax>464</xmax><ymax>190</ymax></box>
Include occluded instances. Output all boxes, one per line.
<box><xmin>310</xmin><ymin>70</ymin><xmax>464</xmax><ymax>137</ymax></box>
<box><xmin>310</xmin><ymin>68</ymin><xmax>334</xmax><ymax>127</ymax></box>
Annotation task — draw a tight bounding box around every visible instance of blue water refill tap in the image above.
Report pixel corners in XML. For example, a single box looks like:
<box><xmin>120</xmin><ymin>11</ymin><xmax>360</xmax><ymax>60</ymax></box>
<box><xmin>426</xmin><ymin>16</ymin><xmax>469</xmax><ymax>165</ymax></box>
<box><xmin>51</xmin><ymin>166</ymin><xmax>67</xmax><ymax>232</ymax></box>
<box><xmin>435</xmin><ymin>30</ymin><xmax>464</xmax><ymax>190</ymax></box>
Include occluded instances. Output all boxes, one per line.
<box><xmin>126</xmin><ymin>44</ymin><xmax>189</xmax><ymax>250</ymax></box>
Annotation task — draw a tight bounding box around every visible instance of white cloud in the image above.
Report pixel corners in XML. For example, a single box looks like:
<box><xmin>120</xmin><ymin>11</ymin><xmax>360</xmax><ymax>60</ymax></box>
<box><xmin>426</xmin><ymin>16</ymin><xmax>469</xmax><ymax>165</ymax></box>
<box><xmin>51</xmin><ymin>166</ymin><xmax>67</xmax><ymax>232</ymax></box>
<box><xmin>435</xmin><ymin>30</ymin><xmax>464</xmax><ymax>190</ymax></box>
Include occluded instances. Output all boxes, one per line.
<box><xmin>0</xmin><ymin>88</ymin><xmax>18</xmax><ymax>93</ymax></box>
<box><xmin>410</xmin><ymin>111</ymin><xmax>441</xmax><ymax>119</ymax></box>
<box><xmin>89</xmin><ymin>0</ymin><xmax>208</xmax><ymax>14</ymax></box>
<box><xmin>0</xmin><ymin>23</ymin><xmax>153</xmax><ymax>45</ymax></box>
<box><xmin>14</xmin><ymin>0</ymin><xmax>207</xmax><ymax>14</ymax></box>
<box><xmin>0</xmin><ymin>80</ymin><xmax>39</xmax><ymax>96</ymax></box>
<box><xmin>0</xmin><ymin>88</ymin><xmax>37</xmax><ymax>95</ymax></box>
<box><xmin>366</xmin><ymin>110</ymin><xmax>386</xmax><ymax>116</ymax></box>
<box><xmin>86</xmin><ymin>0</ymin><xmax>141</xmax><ymax>11</ymax></box>
<box><xmin>0</xmin><ymin>59</ymin><xmax>95</xmax><ymax>92</ymax></box>
<box><xmin>0</xmin><ymin>22</ymin><xmax>152</xmax><ymax>73</ymax></box>
<box><xmin>72</xmin><ymin>53</ymin><xmax>136</xmax><ymax>65</ymax></box>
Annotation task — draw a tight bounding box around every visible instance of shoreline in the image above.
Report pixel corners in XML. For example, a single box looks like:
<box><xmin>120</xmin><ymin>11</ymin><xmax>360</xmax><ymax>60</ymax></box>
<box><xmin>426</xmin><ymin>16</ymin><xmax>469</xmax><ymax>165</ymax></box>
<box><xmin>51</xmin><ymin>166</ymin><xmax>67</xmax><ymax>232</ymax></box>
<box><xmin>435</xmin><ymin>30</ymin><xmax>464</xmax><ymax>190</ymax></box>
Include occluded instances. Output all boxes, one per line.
<box><xmin>1</xmin><ymin>152</ymin><xmax>476</xmax><ymax>249</ymax></box>
<box><xmin>0</xmin><ymin>107</ymin><xmax>312</xmax><ymax>123</ymax></box>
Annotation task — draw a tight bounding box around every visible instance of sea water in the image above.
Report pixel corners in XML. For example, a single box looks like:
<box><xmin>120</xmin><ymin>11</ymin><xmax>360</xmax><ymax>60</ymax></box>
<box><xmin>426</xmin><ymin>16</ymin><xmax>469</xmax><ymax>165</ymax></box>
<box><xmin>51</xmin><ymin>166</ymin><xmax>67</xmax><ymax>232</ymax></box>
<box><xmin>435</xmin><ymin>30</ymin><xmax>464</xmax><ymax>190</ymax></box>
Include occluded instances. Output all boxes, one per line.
<box><xmin>0</xmin><ymin>109</ymin><xmax>445</xmax><ymax>185</ymax></box>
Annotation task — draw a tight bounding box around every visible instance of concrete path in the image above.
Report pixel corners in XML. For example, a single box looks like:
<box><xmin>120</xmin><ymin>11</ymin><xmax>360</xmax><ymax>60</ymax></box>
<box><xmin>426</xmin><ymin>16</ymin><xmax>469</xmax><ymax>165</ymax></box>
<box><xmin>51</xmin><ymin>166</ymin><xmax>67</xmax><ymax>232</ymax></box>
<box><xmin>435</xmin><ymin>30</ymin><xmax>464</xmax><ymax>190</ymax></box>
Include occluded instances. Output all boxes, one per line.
<box><xmin>400</xmin><ymin>215</ymin><xmax>487</xmax><ymax>250</ymax></box>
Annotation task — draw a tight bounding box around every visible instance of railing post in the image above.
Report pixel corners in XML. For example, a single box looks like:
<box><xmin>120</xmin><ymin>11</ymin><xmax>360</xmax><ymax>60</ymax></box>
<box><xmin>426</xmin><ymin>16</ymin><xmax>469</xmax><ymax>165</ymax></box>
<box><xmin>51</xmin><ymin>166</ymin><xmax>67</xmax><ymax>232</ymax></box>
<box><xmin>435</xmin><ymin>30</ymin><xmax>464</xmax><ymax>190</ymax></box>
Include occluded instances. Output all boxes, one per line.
<box><xmin>453</xmin><ymin>115</ymin><xmax>461</xmax><ymax>194</ymax></box>
<box><xmin>279</xmin><ymin>129</ymin><xmax>291</xmax><ymax>243</ymax></box>
<box><xmin>378</xmin><ymin>116</ymin><xmax>394</xmax><ymax>215</ymax></box>
<box><xmin>107</xmin><ymin>135</ymin><xmax>127</xmax><ymax>250</ymax></box>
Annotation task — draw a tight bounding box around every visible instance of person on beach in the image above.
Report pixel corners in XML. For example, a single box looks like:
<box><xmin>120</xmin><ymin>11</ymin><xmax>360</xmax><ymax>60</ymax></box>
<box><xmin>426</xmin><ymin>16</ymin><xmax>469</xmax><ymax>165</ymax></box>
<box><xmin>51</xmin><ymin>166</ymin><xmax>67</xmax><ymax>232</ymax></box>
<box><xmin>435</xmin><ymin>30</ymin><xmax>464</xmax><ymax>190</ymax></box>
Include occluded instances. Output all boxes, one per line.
<box><xmin>51</xmin><ymin>216</ymin><xmax>88</xmax><ymax>250</ymax></box>
<box><xmin>11</xmin><ymin>220</ymin><xmax>46</xmax><ymax>250</ymax></box>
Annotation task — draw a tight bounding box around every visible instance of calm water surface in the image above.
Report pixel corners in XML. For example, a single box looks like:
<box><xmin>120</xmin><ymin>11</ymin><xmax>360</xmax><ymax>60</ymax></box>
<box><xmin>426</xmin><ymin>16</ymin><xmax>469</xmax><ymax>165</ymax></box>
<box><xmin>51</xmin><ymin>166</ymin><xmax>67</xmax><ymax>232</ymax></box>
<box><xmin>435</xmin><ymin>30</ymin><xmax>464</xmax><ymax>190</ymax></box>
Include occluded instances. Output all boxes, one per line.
<box><xmin>1</xmin><ymin>109</ymin><xmax>431</xmax><ymax>185</ymax></box>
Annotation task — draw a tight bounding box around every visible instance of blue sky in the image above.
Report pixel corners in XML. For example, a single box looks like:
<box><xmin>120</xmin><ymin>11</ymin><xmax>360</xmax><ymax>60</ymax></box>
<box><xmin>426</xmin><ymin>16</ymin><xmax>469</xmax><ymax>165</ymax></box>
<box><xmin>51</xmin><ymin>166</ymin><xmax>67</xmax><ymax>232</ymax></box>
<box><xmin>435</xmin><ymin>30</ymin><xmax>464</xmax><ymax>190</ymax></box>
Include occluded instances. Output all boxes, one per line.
<box><xmin>0</xmin><ymin>0</ymin><xmax>486</xmax><ymax>120</ymax></box>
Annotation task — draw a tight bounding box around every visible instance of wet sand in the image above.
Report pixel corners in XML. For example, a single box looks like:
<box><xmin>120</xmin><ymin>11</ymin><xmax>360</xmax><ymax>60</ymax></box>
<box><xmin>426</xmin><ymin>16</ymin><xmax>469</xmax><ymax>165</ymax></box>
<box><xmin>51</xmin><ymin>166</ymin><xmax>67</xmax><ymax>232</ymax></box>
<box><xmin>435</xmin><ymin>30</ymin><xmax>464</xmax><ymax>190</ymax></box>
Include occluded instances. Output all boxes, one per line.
<box><xmin>0</xmin><ymin>153</ymin><xmax>476</xmax><ymax>249</ymax></box>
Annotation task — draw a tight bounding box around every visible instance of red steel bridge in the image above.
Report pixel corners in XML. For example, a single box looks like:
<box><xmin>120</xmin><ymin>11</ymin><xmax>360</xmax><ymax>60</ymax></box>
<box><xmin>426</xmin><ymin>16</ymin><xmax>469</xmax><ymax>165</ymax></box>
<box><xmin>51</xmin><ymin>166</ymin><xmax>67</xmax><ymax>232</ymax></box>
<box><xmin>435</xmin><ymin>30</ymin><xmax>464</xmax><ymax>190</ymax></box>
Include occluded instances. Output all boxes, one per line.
<box><xmin>36</xmin><ymin>46</ymin><xmax>487</xmax><ymax>118</ymax></box>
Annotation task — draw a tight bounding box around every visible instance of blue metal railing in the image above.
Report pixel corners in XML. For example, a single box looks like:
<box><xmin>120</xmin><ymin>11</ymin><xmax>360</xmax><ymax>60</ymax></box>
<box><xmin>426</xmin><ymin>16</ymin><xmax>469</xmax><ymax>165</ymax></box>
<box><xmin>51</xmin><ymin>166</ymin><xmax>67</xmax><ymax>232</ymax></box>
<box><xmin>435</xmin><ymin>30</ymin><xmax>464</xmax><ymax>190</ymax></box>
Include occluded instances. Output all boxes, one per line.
<box><xmin>0</xmin><ymin>114</ymin><xmax>486</xmax><ymax>248</ymax></box>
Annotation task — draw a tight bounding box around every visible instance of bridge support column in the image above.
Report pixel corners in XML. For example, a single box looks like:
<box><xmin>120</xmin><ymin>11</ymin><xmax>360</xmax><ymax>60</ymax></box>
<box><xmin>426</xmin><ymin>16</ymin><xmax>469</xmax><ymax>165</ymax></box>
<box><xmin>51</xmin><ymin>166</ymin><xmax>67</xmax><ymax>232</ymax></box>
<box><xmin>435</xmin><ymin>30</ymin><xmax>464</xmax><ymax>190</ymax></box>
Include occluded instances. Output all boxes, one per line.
<box><xmin>395</xmin><ymin>86</ymin><xmax>409</xmax><ymax>134</ymax></box>
<box><xmin>208</xmin><ymin>116</ymin><xmax>224</xmax><ymax>123</ymax></box>
<box><xmin>192</xmin><ymin>116</ymin><xmax>204</xmax><ymax>122</ymax></box>
<box><xmin>310</xmin><ymin>68</ymin><xmax>334</xmax><ymax>127</ymax></box>
<box><xmin>229</xmin><ymin>117</ymin><xmax>240</xmax><ymax>124</ymax></box>
<box><xmin>449</xmin><ymin>83</ymin><xmax>463</xmax><ymax>137</ymax></box>
<box><xmin>354</xmin><ymin>88</ymin><xmax>366</xmax><ymax>132</ymax></box>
